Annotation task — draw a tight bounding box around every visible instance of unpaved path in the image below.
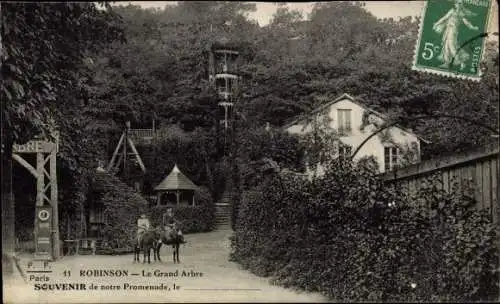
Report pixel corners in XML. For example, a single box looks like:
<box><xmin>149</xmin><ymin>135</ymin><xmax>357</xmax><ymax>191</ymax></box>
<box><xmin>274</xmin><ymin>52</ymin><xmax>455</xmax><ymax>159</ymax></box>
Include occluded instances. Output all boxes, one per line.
<box><xmin>3</xmin><ymin>229</ymin><xmax>329</xmax><ymax>303</ymax></box>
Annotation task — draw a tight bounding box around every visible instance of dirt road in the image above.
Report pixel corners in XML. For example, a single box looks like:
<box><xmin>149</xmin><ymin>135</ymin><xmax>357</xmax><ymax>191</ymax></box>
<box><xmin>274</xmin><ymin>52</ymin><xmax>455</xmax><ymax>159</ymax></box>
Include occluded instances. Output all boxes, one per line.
<box><xmin>3</xmin><ymin>229</ymin><xmax>329</xmax><ymax>303</ymax></box>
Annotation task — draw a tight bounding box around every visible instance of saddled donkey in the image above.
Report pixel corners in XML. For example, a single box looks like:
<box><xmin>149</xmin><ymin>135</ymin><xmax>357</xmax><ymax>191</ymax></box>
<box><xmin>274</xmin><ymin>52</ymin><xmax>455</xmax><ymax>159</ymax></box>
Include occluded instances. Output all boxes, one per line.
<box><xmin>152</xmin><ymin>224</ymin><xmax>184</xmax><ymax>263</ymax></box>
<box><xmin>133</xmin><ymin>229</ymin><xmax>158</xmax><ymax>264</ymax></box>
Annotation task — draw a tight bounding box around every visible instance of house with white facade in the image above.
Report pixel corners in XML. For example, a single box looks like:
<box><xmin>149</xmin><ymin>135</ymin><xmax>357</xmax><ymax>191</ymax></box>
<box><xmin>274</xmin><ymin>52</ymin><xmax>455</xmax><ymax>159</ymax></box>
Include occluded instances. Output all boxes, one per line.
<box><xmin>283</xmin><ymin>93</ymin><xmax>428</xmax><ymax>175</ymax></box>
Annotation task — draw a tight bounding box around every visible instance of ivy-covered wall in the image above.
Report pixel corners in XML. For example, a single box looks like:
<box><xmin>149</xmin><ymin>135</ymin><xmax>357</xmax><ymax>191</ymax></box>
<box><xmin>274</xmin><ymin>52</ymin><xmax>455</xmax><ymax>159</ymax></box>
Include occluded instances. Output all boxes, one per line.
<box><xmin>231</xmin><ymin>158</ymin><xmax>498</xmax><ymax>302</ymax></box>
<box><xmin>90</xmin><ymin>172</ymin><xmax>148</xmax><ymax>254</ymax></box>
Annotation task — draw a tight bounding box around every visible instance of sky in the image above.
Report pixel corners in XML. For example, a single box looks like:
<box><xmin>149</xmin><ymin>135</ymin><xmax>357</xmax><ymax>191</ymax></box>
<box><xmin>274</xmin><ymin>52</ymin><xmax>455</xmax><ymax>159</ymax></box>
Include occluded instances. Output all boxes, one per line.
<box><xmin>113</xmin><ymin>1</ymin><xmax>498</xmax><ymax>33</ymax></box>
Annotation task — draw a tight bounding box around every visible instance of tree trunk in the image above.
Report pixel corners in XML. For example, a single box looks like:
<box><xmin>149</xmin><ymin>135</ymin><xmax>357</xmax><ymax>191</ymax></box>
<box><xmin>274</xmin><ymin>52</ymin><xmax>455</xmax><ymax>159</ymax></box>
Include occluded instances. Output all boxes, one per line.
<box><xmin>1</xmin><ymin>1</ymin><xmax>16</xmax><ymax>275</ymax></box>
<box><xmin>2</xmin><ymin>143</ymin><xmax>15</xmax><ymax>277</ymax></box>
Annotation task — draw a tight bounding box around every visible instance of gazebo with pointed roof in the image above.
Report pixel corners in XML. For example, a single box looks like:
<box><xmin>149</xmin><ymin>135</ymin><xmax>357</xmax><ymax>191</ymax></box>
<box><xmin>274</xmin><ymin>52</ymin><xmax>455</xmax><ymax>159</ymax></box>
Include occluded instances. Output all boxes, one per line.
<box><xmin>154</xmin><ymin>164</ymin><xmax>198</xmax><ymax>206</ymax></box>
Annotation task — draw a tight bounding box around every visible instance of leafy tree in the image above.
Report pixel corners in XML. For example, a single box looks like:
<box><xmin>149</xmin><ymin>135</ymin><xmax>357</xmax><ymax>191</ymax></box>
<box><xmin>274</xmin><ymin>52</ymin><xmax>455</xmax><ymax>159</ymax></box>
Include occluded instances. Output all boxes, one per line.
<box><xmin>1</xmin><ymin>2</ymin><xmax>124</xmax><ymax>274</ymax></box>
<box><xmin>237</xmin><ymin>1</ymin><xmax>498</xmax><ymax>161</ymax></box>
<box><xmin>90</xmin><ymin>2</ymin><xmax>497</xmax><ymax>211</ymax></box>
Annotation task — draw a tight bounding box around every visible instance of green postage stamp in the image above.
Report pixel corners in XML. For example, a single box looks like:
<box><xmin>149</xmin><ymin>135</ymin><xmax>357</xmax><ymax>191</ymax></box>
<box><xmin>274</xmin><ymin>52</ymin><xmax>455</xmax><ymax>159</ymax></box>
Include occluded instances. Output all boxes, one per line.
<box><xmin>412</xmin><ymin>0</ymin><xmax>493</xmax><ymax>80</ymax></box>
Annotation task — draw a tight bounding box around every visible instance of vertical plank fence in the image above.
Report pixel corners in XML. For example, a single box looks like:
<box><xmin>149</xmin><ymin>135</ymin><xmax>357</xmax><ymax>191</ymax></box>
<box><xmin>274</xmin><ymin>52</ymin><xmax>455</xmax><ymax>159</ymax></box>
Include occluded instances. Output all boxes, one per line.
<box><xmin>380</xmin><ymin>142</ymin><xmax>499</xmax><ymax>224</ymax></box>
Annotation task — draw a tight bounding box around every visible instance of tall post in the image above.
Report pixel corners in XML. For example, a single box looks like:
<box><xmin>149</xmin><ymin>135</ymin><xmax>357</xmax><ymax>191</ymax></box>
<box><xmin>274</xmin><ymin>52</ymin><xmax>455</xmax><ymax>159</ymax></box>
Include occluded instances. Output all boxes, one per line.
<box><xmin>36</xmin><ymin>152</ymin><xmax>44</xmax><ymax>207</ymax></box>
<box><xmin>1</xmin><ymin>147</ymin><xmax>15</xmax><ymax>276</ymax></box>
<box><xmin>497</xmin><ymin>151</ymin><xmax>500</xmax><ymax>302</ymax></box>
<box><xmin>0</xmin><ymin>2</ymin><xmax>15</xmax><ymax>276</ymax></box>
<box><xmin>124</xmin><ymin>122</ymin><xmax>130</xmax><ymax>183</ymax></box>
<box><xmin>35</xmin><ymin>152</ymin><xmax>44</xmax><ymax>259</ymax></box>
<box><xmin>107</xmin><ymin>133</ymin><xmax>124</xmax><ymax>172</ymax></box>
<box><xmin>224</xmin><ymin>106</ymin><xmax>229</xmax><ymax>130</ymax></box>
<box><xmin>50</xmin><ymin>150</ymin><xmax>60</xmax><ymax>259</ymax></box>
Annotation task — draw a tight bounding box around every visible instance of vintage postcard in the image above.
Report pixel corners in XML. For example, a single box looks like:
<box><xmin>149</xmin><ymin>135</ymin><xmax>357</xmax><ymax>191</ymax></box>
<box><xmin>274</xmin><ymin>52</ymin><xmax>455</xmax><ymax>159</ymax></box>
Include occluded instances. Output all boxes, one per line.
<box><xmin>412</xmin><ymin>0</ymin><xmax>494</xmax><ymax>80</ymax></box>
<box><xmin>2</xmin><ymin>1</ymin><xmax>499</xmax><ymax>303</ymax></box>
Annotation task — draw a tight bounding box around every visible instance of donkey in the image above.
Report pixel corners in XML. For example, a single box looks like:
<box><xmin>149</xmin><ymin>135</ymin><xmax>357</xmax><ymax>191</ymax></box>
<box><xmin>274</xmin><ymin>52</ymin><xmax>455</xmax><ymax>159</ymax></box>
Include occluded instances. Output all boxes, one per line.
<box><xmin>133</xmin><ymin>229</ymin><xmax>158</xmax><ymax>264</ymax></box>
<box><xmin>152</xmin><ymin>225</ymin><xmax>184</xmax><ymax>263</ymax></box>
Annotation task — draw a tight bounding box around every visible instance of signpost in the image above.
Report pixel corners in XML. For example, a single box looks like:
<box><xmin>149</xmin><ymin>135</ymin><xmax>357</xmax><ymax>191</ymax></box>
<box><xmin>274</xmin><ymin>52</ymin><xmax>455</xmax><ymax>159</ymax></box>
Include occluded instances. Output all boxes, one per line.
<box><xmin>34</xmin><ymin>206</ymin><xmax>52</xmax><ymax>260</ymax></box>
<box><xmin>12</xmin><ymin>134</ymin><xmax>59</xmax><ymax>261</ymax></box>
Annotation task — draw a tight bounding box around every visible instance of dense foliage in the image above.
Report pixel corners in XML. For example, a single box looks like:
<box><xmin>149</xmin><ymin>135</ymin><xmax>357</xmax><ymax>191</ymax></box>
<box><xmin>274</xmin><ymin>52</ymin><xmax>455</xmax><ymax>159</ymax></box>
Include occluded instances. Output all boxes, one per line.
<box><xmin>2</xmin><ymin>2</ymin><xmax>125</xmax><ymax>272</ymax></box>
<box><xmin>43</xmin><ymin>1</ymin><xmax>496</xmax><ymax>215</ymax></box>
<box><xmin>2</xmin><ymin>1</ymin><xmax>498</xmax><ymax>285</ymax></box>
<box><xmin>230</xmin><ymin>159</ymin><xmax>498</xmax><ymax>302</ymax></box>
<box><xmin>236</xmin><ymin>125</ymin><xmax>305</xmax><ymax>190</ymax></box>
<box><xmin>2</xmin><ymin>2</ymin><xmax>124</xmax><ymax>146</ymax></box>
<box><xmin>149</xmin><ymin>204</ymin><xmax>215</xmax><ymax>234</ymax></box>
<box><xmin>135</xmin><ymin>127</ymin><xmax>223</xmax><ymax>200</ymax></box>
<box><xmin>238</xmin><ymin>2</ymin><xmax>499</xmax><ymax>159</ymax></box>
<box><xmin>86</xmin><ymin>1</ymin><xmax>498</xmax><ymax>205</ymax></box>
<box><xmin>89</xmin><ymin>172</ymin><xmax>148</xmax><ymax>254</ymax></box>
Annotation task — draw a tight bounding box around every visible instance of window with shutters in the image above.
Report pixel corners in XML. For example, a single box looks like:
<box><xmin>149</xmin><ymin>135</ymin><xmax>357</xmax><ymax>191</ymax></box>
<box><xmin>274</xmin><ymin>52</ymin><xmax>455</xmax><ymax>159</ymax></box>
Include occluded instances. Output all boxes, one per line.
<box><xmin>339</xmin><ymin>144</ymin><xmax>352</xmax><ymax>159</ymax></box>
<box><xmin>384</xmin><ymin>147</ymin><xmax>399</xmax><ymax>172</ymax></box>
<box><xmin>337</xmin><ymin>109</ymin><xmax>352</xmax><ymax>136</ymax></box>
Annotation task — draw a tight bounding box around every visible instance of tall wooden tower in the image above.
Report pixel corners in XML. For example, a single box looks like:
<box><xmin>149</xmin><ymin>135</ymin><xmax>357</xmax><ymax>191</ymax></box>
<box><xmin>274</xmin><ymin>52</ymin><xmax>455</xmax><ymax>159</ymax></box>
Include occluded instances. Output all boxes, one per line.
<box><xmin>207</xmin><ymin>35</ymin><xmax>243</xmax><ymax>229</ymax></box>
<box><xmin>208</xmin><ymin>37</ymin><xmax>242</xmax><ymax>133</ymax></box>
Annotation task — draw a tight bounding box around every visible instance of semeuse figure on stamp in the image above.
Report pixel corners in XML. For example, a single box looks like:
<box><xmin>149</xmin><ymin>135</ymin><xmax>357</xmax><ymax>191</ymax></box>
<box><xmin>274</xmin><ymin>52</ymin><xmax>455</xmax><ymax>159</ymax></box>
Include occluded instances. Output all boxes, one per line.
<box><xmin>432</xmin><ymin>0</ymin><xmax>480</xmax><ymax>70</ymax></box>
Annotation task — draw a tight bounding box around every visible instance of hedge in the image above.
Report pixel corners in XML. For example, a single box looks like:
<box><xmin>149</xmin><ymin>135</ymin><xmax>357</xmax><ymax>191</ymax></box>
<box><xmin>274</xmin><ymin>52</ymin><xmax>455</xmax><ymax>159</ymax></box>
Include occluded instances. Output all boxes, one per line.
<box><xmin>230</xmin><ymin>158</ymin><xmax>499</xmax><ymax>302</ymax></box>
<box><xmin>91</xmin><ymin>172</ymin><xmax>148</xmax><ymax>254</ymax></box>
<box><xmin>149</xmin><ymin>205</ymin><xmax>215</xmax><ymax>234</ymax></box>
<box><xmin>148</xmin><ymin>187</ymin><xmax>215</xmax><ymax>233</ymax></box>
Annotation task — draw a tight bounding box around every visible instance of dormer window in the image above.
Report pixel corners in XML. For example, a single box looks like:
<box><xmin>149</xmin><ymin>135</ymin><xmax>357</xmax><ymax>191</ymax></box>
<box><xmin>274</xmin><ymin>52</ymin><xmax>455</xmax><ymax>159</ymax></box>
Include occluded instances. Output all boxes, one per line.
<box><xmin>337</xmin><ymin>109</ymin><xmax>352</xmax><ymax>136</ymax></box>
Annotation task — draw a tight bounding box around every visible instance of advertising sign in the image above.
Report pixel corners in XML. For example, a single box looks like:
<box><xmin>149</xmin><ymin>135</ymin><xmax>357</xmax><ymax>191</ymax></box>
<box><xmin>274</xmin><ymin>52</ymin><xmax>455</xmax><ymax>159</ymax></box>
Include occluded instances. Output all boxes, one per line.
<box><xmin>34</xmin><ymin>206</ymin><xmax>53</xmax><ymax>260</ymax></box>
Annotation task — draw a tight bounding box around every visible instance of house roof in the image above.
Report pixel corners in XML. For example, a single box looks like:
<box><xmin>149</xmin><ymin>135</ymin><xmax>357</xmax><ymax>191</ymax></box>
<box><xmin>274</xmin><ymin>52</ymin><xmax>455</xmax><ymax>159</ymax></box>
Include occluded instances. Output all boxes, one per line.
<box><xmin>154</xmin><ymin>164</ymin><xmax>198</xmax><ymax>192</ymax></box>
<box><xmin>282</xmin><ymin>93</ymin><xmax>430</xmax><ymax>143</ymax></box>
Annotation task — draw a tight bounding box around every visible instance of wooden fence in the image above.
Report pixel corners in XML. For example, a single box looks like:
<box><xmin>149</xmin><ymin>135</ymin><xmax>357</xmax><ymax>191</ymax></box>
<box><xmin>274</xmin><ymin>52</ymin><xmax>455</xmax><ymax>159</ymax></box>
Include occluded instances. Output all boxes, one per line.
<box><xmin>380</xmin><ymin>142</ymin><xmax>499</xmax><ymax>224</ymax></box>
<box><xmin>128</xmin><ymin>129</ymin><xmax>184</xmax><ymax>145</ymax></box>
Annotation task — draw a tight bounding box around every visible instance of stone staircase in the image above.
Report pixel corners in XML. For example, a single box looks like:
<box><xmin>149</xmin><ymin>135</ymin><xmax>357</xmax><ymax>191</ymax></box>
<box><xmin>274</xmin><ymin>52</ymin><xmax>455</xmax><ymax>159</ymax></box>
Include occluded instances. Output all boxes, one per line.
<box><xmin>215</xmin><ymin>191</ymin><xmax>232</xmax><ymax>230</ymax></box>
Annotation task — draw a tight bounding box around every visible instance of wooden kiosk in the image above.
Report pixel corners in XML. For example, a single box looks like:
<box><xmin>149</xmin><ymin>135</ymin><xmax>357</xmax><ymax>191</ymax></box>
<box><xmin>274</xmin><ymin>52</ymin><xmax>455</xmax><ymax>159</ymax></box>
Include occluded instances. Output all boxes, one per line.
<box><xmin>154</xmin><ymin>164</ymin><xmax>198</xmax><ymax>206</ymax></box>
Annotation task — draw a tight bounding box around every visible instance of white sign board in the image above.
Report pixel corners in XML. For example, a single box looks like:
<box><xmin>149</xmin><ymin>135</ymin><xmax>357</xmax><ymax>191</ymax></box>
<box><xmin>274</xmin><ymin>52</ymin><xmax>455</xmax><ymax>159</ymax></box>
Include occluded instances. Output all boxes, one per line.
<box><xmin>13</xmin><ymin>140</ymin><xmax>58</xmax><ymax>153</ymax></box>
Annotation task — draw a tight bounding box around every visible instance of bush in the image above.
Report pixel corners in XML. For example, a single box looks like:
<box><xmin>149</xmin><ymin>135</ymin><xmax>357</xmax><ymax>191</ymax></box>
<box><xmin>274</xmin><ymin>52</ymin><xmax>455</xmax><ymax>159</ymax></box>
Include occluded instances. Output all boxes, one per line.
<box><xmin>231</xmin><ymin>158</ymin><xmax>499</xmax><ymax>302</ymax></box>
<box><xmin>149</xmin><ymin>187</ymin><xmax>215</xmax><ymax>233</ymax></box>
<box><xmin>149</xmin><ymin>205</ymin><xmax>214</xmax><ymax>233</ymax></box>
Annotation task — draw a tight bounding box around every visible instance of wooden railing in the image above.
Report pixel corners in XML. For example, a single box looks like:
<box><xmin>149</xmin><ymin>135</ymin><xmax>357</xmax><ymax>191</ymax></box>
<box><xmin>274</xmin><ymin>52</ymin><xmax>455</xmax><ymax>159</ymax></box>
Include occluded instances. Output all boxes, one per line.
<box><xmin>128</xmin><ymin>129</ymin><xmax>194</xmax><ymax>142</ymax></box>
<box><xmin>128</xmin><ymin>129</ymin><xmax>154</xmax><ymax>139</ymax></box>
<box><xmin>214</xmin><ymin>63</ymin><xmax>238</xmax><ymax>75</ymax></box>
